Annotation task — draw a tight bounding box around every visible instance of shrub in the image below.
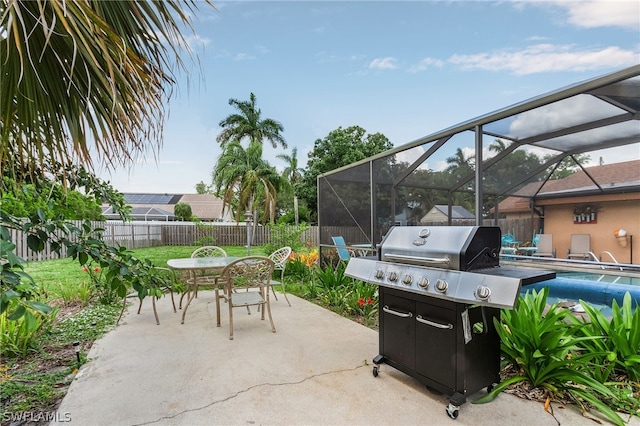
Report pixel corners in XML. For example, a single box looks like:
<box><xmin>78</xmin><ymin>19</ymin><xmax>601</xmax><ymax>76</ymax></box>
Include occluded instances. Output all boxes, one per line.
<box><xmin>475</xmin><ymin>288</ymin><xmax>625</xmax><ymax>426</ymax></box>
<box><xmin>1</xmin><ymin>305</ymin><xmax>59</xmax><ymax>358</ymax></box>
<box><xmin>264</xmin><ymin>222</ymin><xmax>309</xmax><ymax>254</ymax></box>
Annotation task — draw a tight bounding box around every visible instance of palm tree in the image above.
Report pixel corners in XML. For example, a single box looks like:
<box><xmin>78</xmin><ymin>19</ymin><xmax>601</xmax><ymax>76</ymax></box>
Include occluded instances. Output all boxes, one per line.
<box><xmin>446</xmin><ymin>148</ymin><xmax>475</xmax><ymax>172</ymax></box>
<box><xmin>213</xmin><ymin>140</ymin><xmax>281</xmax><ymax>224</ymax></box>
<box><xmin>1</xmin><ymin>0</ymin><xmax>207</xmax><ymax>186</ymax></box>
<box><xmin>216</xmin><ymin>93</ymin><xmax>287</xmax><ymax>149</ymax></box>
<box><xmin>276</xmin><ymin>147</ymin><xmax>304</xmax><ymax>225</ymax></box>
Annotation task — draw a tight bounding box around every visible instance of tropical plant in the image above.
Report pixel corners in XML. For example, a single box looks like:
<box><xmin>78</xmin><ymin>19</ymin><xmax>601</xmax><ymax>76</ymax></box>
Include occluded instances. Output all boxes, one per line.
<box><xmin>577</xmin><ymin>292</ymin><xmax>640</xmax><ymax>382</ymax></box>
<box><xmin>1</xmin><ymin>0</ymin><xmax>207</xmax><ymax>186</ymax></box>
<box><xmin>0</xmin><ymin>304</ymin><xmax>58</xmax><ymax>357</ymax></box>
<box><xmin>475</xmin><ymin>288</ymin><xmax>625</xmax><ymax>426</ymax></box>
<box><xmin>277</xmin><ymin>147</ymin><xmax>305</xmax><ymax>225</ymax></box>
<box><xmin>213</xmin><ymin>140</ymin><xmax>282</xmax><ymax>223</ymax></box>
<box><xmin>216</xmin><ymin>92</ymin><xmax>287</xmax><ymax>149</ymax></box>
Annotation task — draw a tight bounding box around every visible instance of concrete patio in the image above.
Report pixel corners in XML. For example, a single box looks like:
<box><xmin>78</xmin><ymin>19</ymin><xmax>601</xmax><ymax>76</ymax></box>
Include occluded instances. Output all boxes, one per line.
<box><xmin>52</xmin><ymin>291</ymin><xmax>638</xmax><ymax>426</ymax></box>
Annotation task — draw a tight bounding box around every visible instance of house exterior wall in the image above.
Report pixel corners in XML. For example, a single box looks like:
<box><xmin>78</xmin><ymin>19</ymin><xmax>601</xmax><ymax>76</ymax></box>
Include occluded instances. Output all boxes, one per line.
<box><xmin>537</xmin><ymin>195</ymin><xmax>640</xmax><ymax>265</ymax></box>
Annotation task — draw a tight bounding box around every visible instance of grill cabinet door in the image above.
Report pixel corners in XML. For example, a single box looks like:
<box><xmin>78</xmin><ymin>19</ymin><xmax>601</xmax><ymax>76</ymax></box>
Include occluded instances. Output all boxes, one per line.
<box><xmin>380</xmin><ymin>291</ymin><xmax>415</xmax><ymax>371</ymax></box>
<box><xmin>414</xmin><ymin>300</ymin><xmax>457</xmax><ymax>389</ymax></box>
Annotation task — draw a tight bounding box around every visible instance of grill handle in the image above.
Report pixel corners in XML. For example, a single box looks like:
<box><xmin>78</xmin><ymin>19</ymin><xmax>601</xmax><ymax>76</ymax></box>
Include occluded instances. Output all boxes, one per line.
<box><xmin>416</xmin><ymin>315</ymin><xmax>453</xmax><ymax>329</ymax></box>
<box><xmin>383</xmin><ymin>253</ymin><xmax>450</xmax><ymax>265</ymax></box>
<box><xmin>382</xmin><ymin>305</ymin><xmax>413</xmax><ymax>318</ymax></box>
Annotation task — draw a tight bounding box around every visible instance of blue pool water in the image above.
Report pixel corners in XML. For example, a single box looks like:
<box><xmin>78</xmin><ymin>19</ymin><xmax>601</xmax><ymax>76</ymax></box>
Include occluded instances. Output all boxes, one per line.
<box><xmin>556</xmin><ymin>271</ymin><xmax>640</xmax><ymax>286</ymax></box>
<box><xmin>520</xmin><ymin>271</ymin><xmax>640</xmax><ymax>315</ymax></box>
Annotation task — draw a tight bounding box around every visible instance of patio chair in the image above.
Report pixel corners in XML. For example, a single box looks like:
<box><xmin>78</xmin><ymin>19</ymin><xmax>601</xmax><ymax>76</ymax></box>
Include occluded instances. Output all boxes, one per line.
<box><xmin>179</xmin><ymin>246</ymin><xmax>228</xmax><ymax>308</ymax></box>
<box><xmin>267</xmin><ymin>246</ymin><xmax>292</xmax><ymax>306</ymax></box>
<box><xmin>215</xmin><ymin>256</ymin><xmax>276</xmax><ymax>340</ymax></box>
<box><xmin>500</xmin><ymin>233</ymin><xmax>518</xmax><ymax>257</ymax></box>
<box><xmin>331</xmin><ymin>236</ymin><xmax>354</xmax><ymax>270</ymax></box>
<box><xmin>531</xmin><ymin>234</ymin><xmax>555</xmax><ymax>257</ymax></box>
<box><xmin>567</xmin><ymin>234</ymin><xmax>591</xmax><ymax>260</ymax></box>
<box><xmin>118</xmin><ymin>267</ymin><xmax>178</xmax><ymax>325</ymax></box>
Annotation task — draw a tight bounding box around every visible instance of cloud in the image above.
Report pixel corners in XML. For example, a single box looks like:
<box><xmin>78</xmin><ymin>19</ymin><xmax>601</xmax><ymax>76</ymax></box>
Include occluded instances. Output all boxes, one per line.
<box><xmin>408</xmin><ymin>57</ymin><xmax>445</xmax><ymax>73</ymax></box>
<box><xmin>233</xmin><ymin>53</ymin><xmax>256</xmax><ymax>61</ymax></box>
<box><xmin>368</xmin><ymin>57</ymin><xmax>398</xmax><ymax>70</ymax></box>
<box><xmin>448</xmin><ymin>44</ymin><xmax>639</xmax><ymax>75</ymax></box>
<box><xmin>553</xmin><ymin>0</ymin><xmax>640</xmax><ymax>30</ymax></box>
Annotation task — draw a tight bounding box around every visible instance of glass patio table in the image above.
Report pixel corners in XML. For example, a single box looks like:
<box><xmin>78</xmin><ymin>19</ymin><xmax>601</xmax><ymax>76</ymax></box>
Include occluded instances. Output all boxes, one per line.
<box><xmin>167</xmin><ymin>256</ymin><xmax>240</xmax><ymax>324</ymax></box>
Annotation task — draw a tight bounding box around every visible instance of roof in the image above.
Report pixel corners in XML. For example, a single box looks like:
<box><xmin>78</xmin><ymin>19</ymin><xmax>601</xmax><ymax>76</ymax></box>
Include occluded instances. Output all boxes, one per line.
<box><xmin>101</xmin><ymin>206</ymin><xmax>176</xmax><ymax>221</ymax></box>
<box><xmin>497</xmin><ymin>159</ymin><xmax>640</xmax><ymax>213</ymax></box>
<box><xmin>431</xmin><ymin>205</ymin><xmax>476</xmax><ymax>219</ymax></box>
<box><xmin>103</xmin><ymin>193</ymin><xmax>227</xmax><ymax>221</ymax></box>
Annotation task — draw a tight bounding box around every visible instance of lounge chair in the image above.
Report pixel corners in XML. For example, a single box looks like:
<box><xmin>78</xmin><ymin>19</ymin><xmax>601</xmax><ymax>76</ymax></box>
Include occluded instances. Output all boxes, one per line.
<box><xmin>567</xmin><ymin>234</ymin><xmax>591</xmax><ymax>260</ymax></box>
<box><xmin>532</xmin><ymin>234</ymin><xmax>555</xmax><ymax>257</ymax></box>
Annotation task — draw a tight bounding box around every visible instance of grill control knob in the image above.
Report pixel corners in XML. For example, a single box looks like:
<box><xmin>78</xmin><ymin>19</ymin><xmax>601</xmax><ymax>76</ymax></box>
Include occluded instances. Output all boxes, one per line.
<box><xmin>435</xmin><ymin>279</ymin><xmax>448</xmax><ymax>293</ymax></box>
<box><xmin>417</xmin><ymin>277</ymin><xmax>430</xmax><ymax>289</ymax></box>
<box><xmin>475</xmin><ymin>285</ymin><xmax>491</xmax><ymax>301</ymax></box>
<box><xmin>401</xmin><ymin>274</ymin><xmax>413</xmax><ymax>285</ymax></box>
<box><xmin>375</xmin><ymin>269</ymin><xmax>385</xmax><ymax>280</ymax></box>
<box><xmin>388</xmin><ymin>272</ymin><xmax>398</xmax><ymax>282</ymax></box>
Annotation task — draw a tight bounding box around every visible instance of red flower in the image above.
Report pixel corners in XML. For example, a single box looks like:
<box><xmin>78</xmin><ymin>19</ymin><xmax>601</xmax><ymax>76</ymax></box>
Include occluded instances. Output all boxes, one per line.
<box><xmin>358</xmin><ymin>298</ymin><xmax>365</xmax><ymax>307</ymax></box>
<box><xmin>367</xmin><ymin>298</ymin><xmax>374</xmax><ymax>305</ymax></box>
<box><xmin>93</xmin><ymin>267</ymin><xmax>101</xmax><ymax>273</ymax></box>
<box><xmin>82</xmin><ymin>266</ymin><xmax>88</xmax><ymax>273</ymax></box>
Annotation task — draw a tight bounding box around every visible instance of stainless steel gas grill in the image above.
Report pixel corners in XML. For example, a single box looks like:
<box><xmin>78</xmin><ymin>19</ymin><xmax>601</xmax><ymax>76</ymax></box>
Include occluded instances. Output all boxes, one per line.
<box><xmin>345</xmin><ymin>226</ymin><xmax>554</xmax><ymax>420</ymax></box>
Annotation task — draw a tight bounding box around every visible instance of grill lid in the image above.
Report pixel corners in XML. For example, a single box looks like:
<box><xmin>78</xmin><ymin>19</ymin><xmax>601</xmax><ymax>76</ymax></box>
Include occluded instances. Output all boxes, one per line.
<box><xmin>380</xmin><ymin>226</ymin><xmax>500</xmax><ymax>271</ymax></box>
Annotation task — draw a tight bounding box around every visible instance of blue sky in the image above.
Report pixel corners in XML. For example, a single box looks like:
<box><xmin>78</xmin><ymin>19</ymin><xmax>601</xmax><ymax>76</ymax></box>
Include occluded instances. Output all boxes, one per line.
<box><xmin>96</xmin><ymin>0</ymin><xmax>640</xmax><ymax>194</ymax></box>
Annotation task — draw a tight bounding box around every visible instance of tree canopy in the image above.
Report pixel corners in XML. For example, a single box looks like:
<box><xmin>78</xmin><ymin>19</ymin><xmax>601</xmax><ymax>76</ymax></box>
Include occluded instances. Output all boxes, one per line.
<box><xmin>298</xmin><ymin>125</ymin><xmax>393</xmax><ymax>218</ymax></box>
<box><xmin>1</xmin><ymin>0</ymin><xmax>205</xmax><ymax>187</ymax></box>
<box><xmin>216</xmin><ymin>92</ymin><xmax>287</xmax><ymax>149</ymax></box>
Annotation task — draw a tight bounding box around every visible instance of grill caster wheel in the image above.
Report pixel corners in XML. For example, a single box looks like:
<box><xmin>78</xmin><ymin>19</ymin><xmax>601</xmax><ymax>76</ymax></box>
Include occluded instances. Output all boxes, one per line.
<box><xmin>446</xmin><ymin>403</ymin><xmax>459</xmax><ymax>419</ymax></box>
<box><xmin>372</xmin><ymin>366</ymin><xmax>379</xmax><ymax>377</ymax></box>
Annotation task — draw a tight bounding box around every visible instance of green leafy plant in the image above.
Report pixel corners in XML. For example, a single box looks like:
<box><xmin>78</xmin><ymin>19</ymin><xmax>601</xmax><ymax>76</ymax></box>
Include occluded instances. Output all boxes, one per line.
<box><xmin>264</xmin><ymin>222</ymin><xmax>310</xmax><ymax>254</ymax></box>
<box><xmin>475</xmin><ymin>288</ymin><xmax>625</xmax><ymax>426</ymax></box>
<box><xmin>578</xmin><ymin>292</ymin><xmax>640</xmax><ymax>382</ymax></box>
<box><xmin>1</xmin><ymin>304</ymin><xmax>59</xmax><ymax>357</ymax></box>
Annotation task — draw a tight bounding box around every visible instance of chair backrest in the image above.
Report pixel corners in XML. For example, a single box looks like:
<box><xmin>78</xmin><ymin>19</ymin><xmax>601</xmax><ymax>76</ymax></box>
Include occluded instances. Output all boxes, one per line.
<box><xmin>501</xmin><ymin>234</ymin><xmax>515</xmax><ymax>246</ymax></box>
<box><xmin>269</xmin><ymin>246</ymin><xmax>292</xmax><ymax>271</ymax></box>
<box><xmin>331</xmin><ymin>236</ymin><xmax>352</xmax><ymax>261</ymax></box>
<box><xmin>219</xmin><ymin>256</ymin><xmax>275</xmax><ymax>294</ymax></box>
<box><xmin>570</xmin><ymin>234</ymin><xmax>590</xmax><ymax>253</ymax></box>
<box><xmin>536</xmin><ymin>234</ymin><xmax>553</xmax><ymax>253</ymax></box>
<box><xmin>191</xmin><ymin>246</ymin><xmax>227</xmax><ymax>258</ymax></box>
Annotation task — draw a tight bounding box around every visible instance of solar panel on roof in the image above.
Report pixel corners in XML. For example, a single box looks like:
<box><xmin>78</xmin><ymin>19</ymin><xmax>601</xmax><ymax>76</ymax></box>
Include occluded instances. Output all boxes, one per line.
<box><xmin>124</xmin><ymin>193</ymin><xmax>176</xmax><ymax>204</ymax></box>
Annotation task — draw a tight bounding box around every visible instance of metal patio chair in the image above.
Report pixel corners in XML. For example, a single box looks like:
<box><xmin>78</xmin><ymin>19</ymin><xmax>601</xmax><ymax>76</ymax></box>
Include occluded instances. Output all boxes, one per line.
<box><xmin>267</xmin><ymin>246</ymin><xmax>292</xmax><ymax>306</ymax></box>
<box><xmin>179</xmin><ymin>246</ymin><xmax>228</xmax><ymax>308</ymax></box>
<box><xmin>215</xmin><ymin>256</ymin><xmax>276</xmax><ymax>340</ymax></box>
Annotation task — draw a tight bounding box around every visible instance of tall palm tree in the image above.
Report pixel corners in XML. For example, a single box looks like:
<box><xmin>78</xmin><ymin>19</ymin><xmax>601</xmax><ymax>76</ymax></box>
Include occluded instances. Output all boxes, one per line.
<box><xmin>213</xmin><ymin>140</ymin><xmax>281</xmax><ymax>224</ymax></box>
<box><xmin>276</xmin><ymin>147</ymin><xmax>304</xmax><ymax>225</ymax></box>
<box><xmin>0</xmin><ymin>0</ymin><xmax>208</xmax><ymax>186</ymax></box>
<box><xmin>446</xmin><ymin>148</ymin><xmax>475</xmax><ymax>172</ymax></box>
<box><xmin>216</xmin><ymin>92</ymin><xmax>287</xmax><ymax>149</ymax></box>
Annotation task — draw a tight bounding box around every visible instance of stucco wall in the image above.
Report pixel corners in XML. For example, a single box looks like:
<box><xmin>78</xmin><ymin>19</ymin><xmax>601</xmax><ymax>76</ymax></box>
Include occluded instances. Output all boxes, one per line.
<box><xmin>541</xmin><ymin>198</ymin><xmax>639</xmax><ymax>265</ymax></box>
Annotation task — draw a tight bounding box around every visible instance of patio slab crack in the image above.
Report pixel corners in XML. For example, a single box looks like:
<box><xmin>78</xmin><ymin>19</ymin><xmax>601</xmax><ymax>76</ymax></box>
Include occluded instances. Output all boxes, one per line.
<box><xmin>133</xmin><ymin>363</ymin><xmax>368</xmax><ymax>425</ymax></box>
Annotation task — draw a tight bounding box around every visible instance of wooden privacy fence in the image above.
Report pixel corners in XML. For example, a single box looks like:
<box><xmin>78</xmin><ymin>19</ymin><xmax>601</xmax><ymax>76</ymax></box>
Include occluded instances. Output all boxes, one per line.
<box><xmin>8</xmin><ymin>218</ymin><xmax>537</xmax><ymax>262</ymax></box>
<box><xmin>9</xmin><ymin>221</ymin><xmax>320</xmax><ymax>261</ymax></box>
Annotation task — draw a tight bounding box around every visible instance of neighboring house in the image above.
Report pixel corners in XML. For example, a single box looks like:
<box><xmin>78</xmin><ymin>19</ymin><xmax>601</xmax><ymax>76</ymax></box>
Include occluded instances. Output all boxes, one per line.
<box><xmin>495</xmin><ymin>160</ymin><xmax>640</xmax><ymax>264</ymax></box>
<box><xmin>102</xmin><ymin>193</ymin><xmax>228</xmax><ymax>222</ymax></box>
<box><xmin>420</xmin><ymin>205</ymin><xmax>475</xmax><ymax>223</ymax></box>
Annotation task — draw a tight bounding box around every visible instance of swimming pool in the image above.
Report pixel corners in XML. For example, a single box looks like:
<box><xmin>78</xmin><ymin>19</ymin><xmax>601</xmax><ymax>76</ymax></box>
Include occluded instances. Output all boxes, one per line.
<box><xmin>520</xmin><ymin>273</ymin><xmax>640</xmax><ymax>312</ymax></box>
<box><xmin>557</xmin><ymin>271</ymin><xmax>640</xmax><ymax>286</ymax></box>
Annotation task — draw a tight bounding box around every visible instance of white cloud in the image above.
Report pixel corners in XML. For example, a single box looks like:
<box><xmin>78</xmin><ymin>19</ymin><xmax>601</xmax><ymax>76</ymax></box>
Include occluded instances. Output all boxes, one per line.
<box><xmin>408</xmin><ymin>57</ymin><xmax>445</xmax><ymax>73</ymax></box>
<box><xmin>448</xmin><ymin>44</ymin><xmax>639</xmax><ymax>75</ymax></box>
<box><xmin>554</xmin><ymin>0</ymin><xmax>640</xmax><ymax>30</ymax></box>
<box><xmin>369</xmin><ymin>57</ymin><xmax>398</xmax><ymax>70</ymax></box>
<box><xmin>233</xmin><ymin>53</ymin><xmax>255</xmax><ymax>61</ymax></box>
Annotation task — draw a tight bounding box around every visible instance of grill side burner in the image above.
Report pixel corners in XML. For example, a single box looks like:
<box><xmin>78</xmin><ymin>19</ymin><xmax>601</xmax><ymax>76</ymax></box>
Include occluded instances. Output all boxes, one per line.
<box><xmin>344</xmin><ymin>225</ymin><xmax>555</xmax><ymax>420</ymax></box>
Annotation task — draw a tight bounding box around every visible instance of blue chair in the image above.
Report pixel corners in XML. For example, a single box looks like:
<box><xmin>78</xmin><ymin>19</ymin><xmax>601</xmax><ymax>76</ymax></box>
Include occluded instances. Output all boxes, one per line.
<box><xmin>331</xmin><ymin>236</ymin><xmax>353</xmax><ymax>270</ymax></box>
